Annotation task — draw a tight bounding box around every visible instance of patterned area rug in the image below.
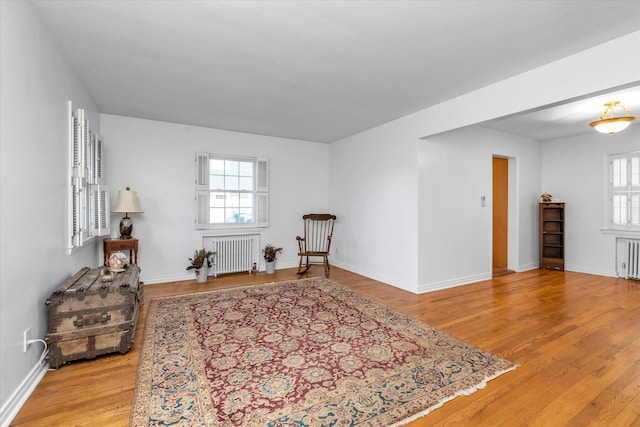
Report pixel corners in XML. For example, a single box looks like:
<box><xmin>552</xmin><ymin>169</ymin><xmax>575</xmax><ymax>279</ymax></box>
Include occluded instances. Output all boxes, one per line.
<box><xmin>132</xmin><ymin>278</ymin><xmax>516</xmax><ymax>426</ymax></box>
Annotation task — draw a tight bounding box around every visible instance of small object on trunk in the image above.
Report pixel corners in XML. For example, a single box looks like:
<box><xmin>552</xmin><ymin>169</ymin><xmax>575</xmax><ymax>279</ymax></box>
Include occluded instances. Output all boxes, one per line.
<box><xmin>100</xmin><ymin>268</ymin><xmax>114</xmax><ymax>282</ymax></box>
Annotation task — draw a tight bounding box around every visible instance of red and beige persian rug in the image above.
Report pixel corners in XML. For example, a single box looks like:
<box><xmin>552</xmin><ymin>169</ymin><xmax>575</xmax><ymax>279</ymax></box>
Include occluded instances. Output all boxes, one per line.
<box><xmin>131</xmin><ymin>277</ymin><xmax>516</xmax><ymax>426</ymax></box>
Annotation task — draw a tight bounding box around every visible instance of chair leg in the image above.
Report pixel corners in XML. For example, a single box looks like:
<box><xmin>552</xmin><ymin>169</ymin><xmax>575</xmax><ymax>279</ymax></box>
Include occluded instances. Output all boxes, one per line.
<box><xmin>297</xmin><ymin>255</ymin><xmax>310</xmax><ymax>275</ymax></box>
<box><xmin>323</xmin><ymin>256</ymin><xmax>330</xmax><ymax>277</ymax></box>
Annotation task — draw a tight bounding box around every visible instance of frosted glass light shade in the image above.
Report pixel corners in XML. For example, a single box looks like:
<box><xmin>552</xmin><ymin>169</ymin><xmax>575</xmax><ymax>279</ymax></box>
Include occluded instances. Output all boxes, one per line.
<box><xmin>590</xmin><ymin>117</ymin><xmax>634</xmax><ymax>135</ymax></box>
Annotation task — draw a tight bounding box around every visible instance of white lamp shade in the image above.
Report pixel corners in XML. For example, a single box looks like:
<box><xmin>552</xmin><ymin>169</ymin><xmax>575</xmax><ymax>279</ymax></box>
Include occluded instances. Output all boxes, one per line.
<box><xmin>112</xmin><ymin>187</ymin><xmax>144</xmax><ymax>213</ymax></box>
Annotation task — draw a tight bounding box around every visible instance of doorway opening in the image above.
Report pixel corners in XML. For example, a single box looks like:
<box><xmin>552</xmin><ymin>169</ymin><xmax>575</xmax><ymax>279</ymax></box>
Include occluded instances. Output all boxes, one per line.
<box><xmin>492</xmin><ymin>156</ymin><xmax>515</xmax><ymax>278</ymax></box>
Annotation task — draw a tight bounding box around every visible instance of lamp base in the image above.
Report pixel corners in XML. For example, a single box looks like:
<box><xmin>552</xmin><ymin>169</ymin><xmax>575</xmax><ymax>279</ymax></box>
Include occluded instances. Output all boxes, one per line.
<box><xmin>119</xmin><ymin>215</ymin><xmax>133</xmax><ymax>239</ymax></box>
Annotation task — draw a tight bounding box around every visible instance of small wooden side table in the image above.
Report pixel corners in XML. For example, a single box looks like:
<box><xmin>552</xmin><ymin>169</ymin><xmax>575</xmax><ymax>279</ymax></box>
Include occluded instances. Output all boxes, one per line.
<box><xmin>104</xmin><ymin>238</ymin><xmax>139</xmax><ymax>267</ymax></box>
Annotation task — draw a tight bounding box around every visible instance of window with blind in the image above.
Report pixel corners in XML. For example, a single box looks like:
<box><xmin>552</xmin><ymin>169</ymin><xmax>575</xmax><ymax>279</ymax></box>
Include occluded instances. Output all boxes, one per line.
<box><xmin>194</xmin><ymin>152</ymin><xmax>268</xmax><ymax>229</ymax></box>
<box><xmin>609</xmin><ymin>151</ymin><xmax>640</xmax><ymax>230</ymax></box>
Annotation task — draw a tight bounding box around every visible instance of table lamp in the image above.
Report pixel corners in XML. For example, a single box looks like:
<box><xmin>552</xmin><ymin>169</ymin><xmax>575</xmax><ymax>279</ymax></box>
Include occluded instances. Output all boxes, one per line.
<box><xmin>111</xmin><ymin>186</ymin><xmax>144</xmax><ymax>239</ymax></box>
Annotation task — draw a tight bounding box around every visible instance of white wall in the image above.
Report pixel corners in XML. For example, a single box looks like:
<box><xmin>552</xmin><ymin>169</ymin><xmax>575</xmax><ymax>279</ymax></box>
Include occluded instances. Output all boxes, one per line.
<box><xmin>100</xmin><ymin>115</ymin><xmax>329</xmax><ymax>284</ymax></box>
<box><xmin>541</xmin><ymin>125</ymin><xmax>640</xmax><ymax>277</ymax></box>
<box><xmin>0</xmin><ymin>2</ymin><xmax>101</xmax><ymax>424</ymax></box>
<box><xmin>418</xmin><ymin>126</ymin><xmax>541</xmax><ymax>292</ymax></box>
<box><xmin>329</xmin><ymin>123</ymin><xmax>419</xmax><ymax>292</ymax></box>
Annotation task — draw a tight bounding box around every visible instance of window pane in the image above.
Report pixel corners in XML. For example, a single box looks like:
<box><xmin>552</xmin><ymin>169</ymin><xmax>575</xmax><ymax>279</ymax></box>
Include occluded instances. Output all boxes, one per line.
<box><xmin>227</xmin><ymin>210</ymin><xmax>252</xmax><ymax>223</ymax></box>
<box><xmin>239</xmin><ymin>161</ymin><xmax>253</xmax><ymax>176</ymax></box>
<box><xmin>225</xmin><ymin>161</ymin><xmax>239</xmax><ymax>175</ymax></box>
<box><xmin>631</xmin><ymin>193</ymin><xmax>640</xmax><ymax>225</ymax></box>
<box><xmin>210</xmin><ymin>208</ymin><xmax>225</xmax><ymax>223</ymax></box>
<box><xmin>210</xmin><ymin>175</ymin><xmax>224</xmax><ymax>190</ymax></box>
<box><xmin>238</xmin><ymin>193</ymin><xmax>253</xmax><ymax>208</ymax></box>
<box><xmin>225</xmin><ymin>192</ymin><xmax>240</xmax><ymax>209</ymax></box>
<box><xmin>612</xmin><ymin>194</ymin><xmax>628</xmax><ymax>225</ymax></box>
<box><xmin>211</xmin><ymin>159</ymin><xmax>225</xmax><ymax>175</ymax></box>
<box><xmin>211</xmin><ymin>192</ymin><xmax>225</xmax><ymax>208</ymax></box>
<box><xmin>632</xmin><ymin>156</ymin><xmax>639</xmax><ymax>187</ymax></box>
<box><xmin>238</xmin><ymin>208</ymin><xmax>253</xmax><ymax>222</ymax></box>
<box><xmin>225</xmin><ymin>175</ymin><xmax>239</xmax><ymax>190</ymax></box>
<box><xmin>612</xmin><ymin>158</ymin><xmax>627</xmax><ymax>188</ymax></box>
<box><xmin>239</xmin><ymin>176</ymin><xmax>253</xmax><ymax>191</ymax></box>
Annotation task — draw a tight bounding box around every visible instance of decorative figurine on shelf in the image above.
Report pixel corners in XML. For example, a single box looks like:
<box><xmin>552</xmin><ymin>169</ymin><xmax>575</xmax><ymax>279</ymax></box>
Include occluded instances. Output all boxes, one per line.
<box><xmin>108</xmin><ymin>252</ymin><xmax>128</xmax><ymax>271</ymax></box>
<box><xmin>540</xmin><ymin>193</ymin><xmax>553</xmax><ymax>202</ymax></box>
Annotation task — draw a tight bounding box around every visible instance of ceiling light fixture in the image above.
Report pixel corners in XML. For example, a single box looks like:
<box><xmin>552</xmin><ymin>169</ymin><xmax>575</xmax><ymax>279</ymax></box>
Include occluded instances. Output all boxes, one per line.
<box><xmin>589</xmin><ymin>101</ymin><xmax>636</xmax><ymax>136</ymax></box>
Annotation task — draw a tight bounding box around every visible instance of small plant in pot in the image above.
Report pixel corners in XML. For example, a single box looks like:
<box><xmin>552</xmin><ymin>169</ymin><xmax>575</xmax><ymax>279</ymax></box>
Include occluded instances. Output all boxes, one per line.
<box><xmin>187</xmin><ymin>248</ymin><xmax>214</xmax><ymax>282</ymax></box>
<box><xmin>262</xmin><ymin>244</ymin><xmax>282</xmax><ymax>274</ymax></box>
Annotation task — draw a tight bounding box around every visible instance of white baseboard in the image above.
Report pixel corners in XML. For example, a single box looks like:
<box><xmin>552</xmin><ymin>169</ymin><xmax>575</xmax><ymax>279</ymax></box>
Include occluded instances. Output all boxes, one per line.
<box><xmin>564</xmin><ymin>264</ymin><xmax>617</xmax><ymax>278</ymax></box>
<box><xmin>417</xmin><ymin>272</ymin><xmax>492</xmax><ymax>294</ymax></box>
<box><xmin>0</xmin><ymin>360</ymin><xmax>48</xmax><ymax>427</ymax></box>
<box><xmin>331</xmin><ymin>260</ymin><xmax>418</xmax><ymax>293</ymax></box>
<box><xmin>518</xmin><ymin>262</ymin><xmax>539</xmax><ymax>271</ymax></box>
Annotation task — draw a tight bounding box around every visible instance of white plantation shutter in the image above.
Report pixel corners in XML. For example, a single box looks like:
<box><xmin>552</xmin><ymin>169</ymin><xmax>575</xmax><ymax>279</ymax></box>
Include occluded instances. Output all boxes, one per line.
<box><xmin>256</xmin><ymin>192</ymin><xmax>269</xmax><ymax>227</ymax></box>
<box><xmin>88</xmin><ymin>133</ymin><xmax>104</xmax><ymax>184</ymax></box>
<box><xmin>195</xmin><ymin>152</ymin><xmax>210</xmax><ymax>228</ymax></box>
<box><xmin>631</xmin><ymin>153</ymin><xmax>640</xmax><ymax>188</ymax></box>
<box><xmin>256</xmin><ymin>158</ymin><xmax>269</xmax><ymax>192</ymax></box>
<box><xmin>72</xmin><ymin>110</ymin><xmax>82</xmax><ymax>177</ymax></box>
<box><xmin>631</xmin><ymin>153</ymin><xmax>640</xmax><ymax>226</ymax></box>
<box><xmin>609</xmin><ymin>151</ymin><xmax>640</xmax><ymax>229</ymax></box>
<box><xmin>256</xmin><ymin>158</ymin><xmax>269</xmax><ymax>227</ymax></box>
<box><xmin>89</xmin><ymin>184</ymin><xmax>110</xmax><ymax>236</ymax></box>
<box><xmin>195</xmin><ymin>152</ymin><xmax>209</xmax><ymax>190</ymax></box>
<box><xmin>73</xmin><ymin>108</ymin><xmax>88</xmax><ymax>179</ymax></box>
<box><xmin>71</xmin><ymin>177</ymin><xmax>84</xmax><ymax>247</ymax></box>
<box><xmin>195</xmin><ymin>191</ymin><xmax>210</xmax><ymax>229</ymax></box>
<box><xmin>86</xmin><ymin>132</ymin><xmax>95</xmax><ymax>184</ymax></box>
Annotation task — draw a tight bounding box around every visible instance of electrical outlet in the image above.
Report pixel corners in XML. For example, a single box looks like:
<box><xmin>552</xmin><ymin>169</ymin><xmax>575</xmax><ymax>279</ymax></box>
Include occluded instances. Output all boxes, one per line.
<box><xmin>23</xmin><ymin>327</ymin><xmax>32</xmax><ymax>353</ymax></box>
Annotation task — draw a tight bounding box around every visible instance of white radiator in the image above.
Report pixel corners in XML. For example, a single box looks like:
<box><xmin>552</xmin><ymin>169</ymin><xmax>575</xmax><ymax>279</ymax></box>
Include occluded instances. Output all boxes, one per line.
<box><xmin>206</xmin><ymin>235</ymin><xmax>258</xmax><ymax>276</ymax></box>
<box><xmin>627</xmin><ymin>240</ymin><xmax>640</xmax><ymax>280</ymax></box>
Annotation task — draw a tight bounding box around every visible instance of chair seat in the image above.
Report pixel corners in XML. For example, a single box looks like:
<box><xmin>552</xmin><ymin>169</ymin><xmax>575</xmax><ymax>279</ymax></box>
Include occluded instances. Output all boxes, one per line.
<box><xmin>298</xmin><ymin>251</ymin><xmax>329</xmax><ymax>256</ymax></box>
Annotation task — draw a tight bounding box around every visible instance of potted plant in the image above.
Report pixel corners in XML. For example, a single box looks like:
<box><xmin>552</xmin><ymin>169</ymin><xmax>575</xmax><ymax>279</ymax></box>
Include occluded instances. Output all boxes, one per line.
<box><xmin>262</xmin><ymin>244</ymin><xmax>282</xmax><ymax>274</ymax></box>
<box><xmin>187</xmin><ymin>248</ymin><xmax>214</xmax><ymax>283</ymax></box>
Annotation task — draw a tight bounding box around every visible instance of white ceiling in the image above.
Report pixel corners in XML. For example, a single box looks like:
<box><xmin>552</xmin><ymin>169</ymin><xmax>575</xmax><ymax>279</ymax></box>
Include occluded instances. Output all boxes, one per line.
<box><xmin>30</xmin><ymin>0</ymin><xmax>640</xmax><ymax>143</ymax></box>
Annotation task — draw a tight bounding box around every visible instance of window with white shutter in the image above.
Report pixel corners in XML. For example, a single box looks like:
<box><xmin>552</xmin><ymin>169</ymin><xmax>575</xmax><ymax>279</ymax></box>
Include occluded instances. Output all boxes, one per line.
<box><xmin>608</xmin><ymin>151</ymin><xmax>640</xmax><ymax>230</ymax></box>
<box><xmin>195</xmin><ymin>153</ymin><xmax>269</xmax><ymax>229</ymax></box>
<box><xmin>67</xmin><ymin>101</ymin><xmax>110</xmax><ymax>253</ymax></box>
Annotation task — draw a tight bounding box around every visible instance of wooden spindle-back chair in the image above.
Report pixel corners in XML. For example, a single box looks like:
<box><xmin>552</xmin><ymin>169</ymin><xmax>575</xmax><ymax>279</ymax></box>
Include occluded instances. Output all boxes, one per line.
<box><xmin>296</xmin><ymin>213</ymin><xmax>337</xmax><ymax>277</ymax></box>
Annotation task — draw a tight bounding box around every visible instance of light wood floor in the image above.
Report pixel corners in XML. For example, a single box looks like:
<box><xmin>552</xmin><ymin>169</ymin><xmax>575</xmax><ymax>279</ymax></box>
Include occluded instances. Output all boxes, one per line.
<box><xmin>11</xmin><ymin>267</ymin><xmax>640</xmax><ymax>426</ymax></box>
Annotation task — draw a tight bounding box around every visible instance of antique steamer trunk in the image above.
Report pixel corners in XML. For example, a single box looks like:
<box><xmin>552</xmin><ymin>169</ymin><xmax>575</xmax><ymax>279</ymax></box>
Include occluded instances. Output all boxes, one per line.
<box><xmin>45</xmin><ymin>265</ymin><xmax>142</xmax><ymax>369</ymax></box>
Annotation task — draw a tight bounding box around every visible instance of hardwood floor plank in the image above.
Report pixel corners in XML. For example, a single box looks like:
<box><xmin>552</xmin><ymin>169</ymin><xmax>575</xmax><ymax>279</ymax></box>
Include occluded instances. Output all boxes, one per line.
<box><xmin>10</xmin><ymin>267</ymin><xmax>640</xmax><ymax>426</ymax></box>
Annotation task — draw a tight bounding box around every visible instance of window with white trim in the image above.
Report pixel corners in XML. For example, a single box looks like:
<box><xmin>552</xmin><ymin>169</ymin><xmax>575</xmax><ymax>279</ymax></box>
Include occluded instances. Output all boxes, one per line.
<box><xmin>195</xmin><ymin>153</ymin><xmax>268</xmax><ymax>229</ymax></box>
<box><xmin>608</xmin><ymin>151</ymin><xmax>640</xmax><ymax>230</ymax></box>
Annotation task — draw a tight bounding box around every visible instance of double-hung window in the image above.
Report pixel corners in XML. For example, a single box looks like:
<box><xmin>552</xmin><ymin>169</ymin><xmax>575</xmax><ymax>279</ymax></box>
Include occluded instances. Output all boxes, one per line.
<box><xmin>195</xmin><ymin>153</ymin><xmax>268</xmax><ymax>229</ymax></box>
<box><xmin>608</xmin><ymin>151</ymin><xmax>640</xmax><ymax>230</ymax></box>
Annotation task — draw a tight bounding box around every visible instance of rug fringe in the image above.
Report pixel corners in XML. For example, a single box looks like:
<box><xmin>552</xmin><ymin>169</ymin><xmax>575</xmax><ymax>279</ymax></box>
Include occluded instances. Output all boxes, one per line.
<box><xmin>389</xmin><ymin>364</ymin><xmax>519</xmax><ymax>427</ymax></box>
